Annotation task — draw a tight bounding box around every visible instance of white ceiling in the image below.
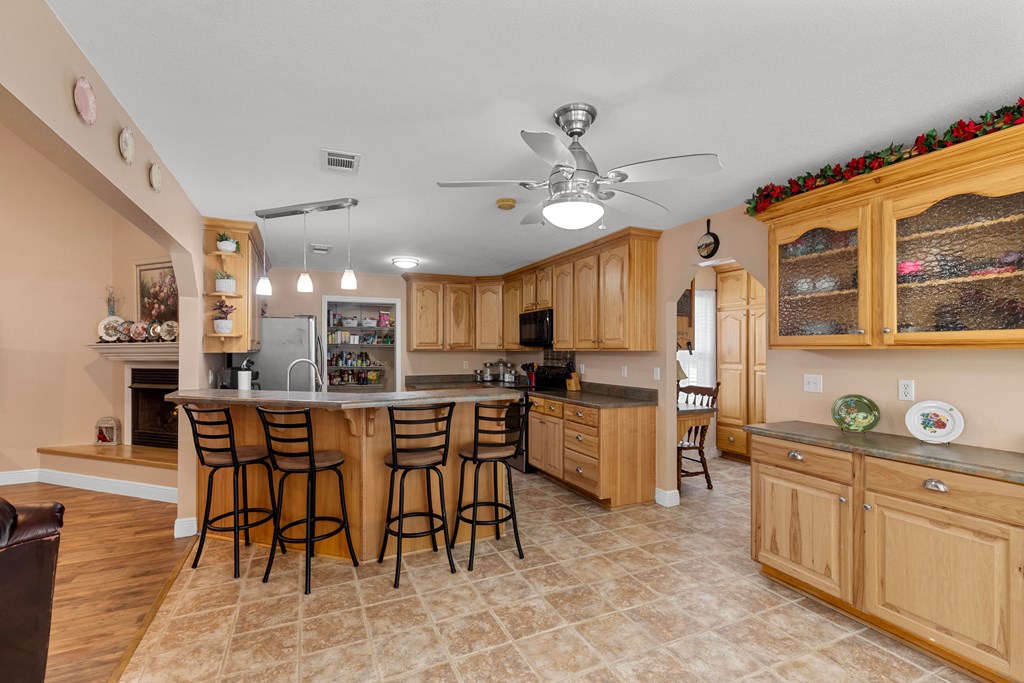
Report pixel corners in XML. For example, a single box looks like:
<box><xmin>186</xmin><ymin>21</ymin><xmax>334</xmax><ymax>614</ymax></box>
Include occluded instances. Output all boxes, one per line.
<box><xmin>47</xmin><ymin>1</ymin><xmax>1024</xmax><ymax>276</ymax></box>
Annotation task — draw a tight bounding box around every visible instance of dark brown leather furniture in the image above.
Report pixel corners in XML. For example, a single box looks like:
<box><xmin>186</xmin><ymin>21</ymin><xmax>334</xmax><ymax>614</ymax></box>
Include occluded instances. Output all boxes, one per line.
<box><xmin>0</xmin><ymin>496</ymin><xmax>65</xmax><ymax>683</ymax></box>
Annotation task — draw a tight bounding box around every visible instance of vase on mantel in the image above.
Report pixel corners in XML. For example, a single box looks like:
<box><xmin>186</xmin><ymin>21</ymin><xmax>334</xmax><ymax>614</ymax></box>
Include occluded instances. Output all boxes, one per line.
<box><xmin>213</xmin><ymin>319</ymin><xmax>233</xmax><ymax>334</ymax></box>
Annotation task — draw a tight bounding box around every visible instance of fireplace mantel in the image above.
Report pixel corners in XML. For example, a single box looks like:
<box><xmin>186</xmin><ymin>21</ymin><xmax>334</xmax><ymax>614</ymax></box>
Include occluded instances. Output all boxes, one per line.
<box><xmin>87</xmin><ymin>342</ymin><xmax>179</xmax><ymax>363</ymax></box>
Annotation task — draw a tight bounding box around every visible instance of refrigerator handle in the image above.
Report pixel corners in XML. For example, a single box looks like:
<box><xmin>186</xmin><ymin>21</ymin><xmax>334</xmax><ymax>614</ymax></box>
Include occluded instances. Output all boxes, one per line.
<box><xmin>314</xmin><ymin>329</ymin><xmax>326</xmax><ymax>391</ymax></box>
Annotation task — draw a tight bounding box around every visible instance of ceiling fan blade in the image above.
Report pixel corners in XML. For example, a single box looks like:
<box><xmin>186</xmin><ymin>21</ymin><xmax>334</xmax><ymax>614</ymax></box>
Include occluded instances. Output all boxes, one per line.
<box><xmin>437</xmin><ymin>180</ymin><xmax>535</xmax><ymax>188</ymax></box>
<box><xmin>521</xmin><ymin>131</ymin><xmax>576</xmax><ymax>170</ymax></box>
<box><xmin>520</xmin><ymin>200</ymin><xmax>545</xmax><ymax>225</ymax></box>
<box><xmin>600</xmin><ymin>188</ymin><xmax>669</xmax><ymax>220</ymax></box>
<box><xmin>607</xmin><ymin>153</ymin><xmax>721</xmax><ymax>183</ymax></box>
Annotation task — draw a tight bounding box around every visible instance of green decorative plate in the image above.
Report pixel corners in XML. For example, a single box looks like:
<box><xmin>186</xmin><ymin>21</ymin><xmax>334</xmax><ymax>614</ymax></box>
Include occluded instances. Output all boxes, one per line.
<box><xmin>831</xmin><ymin>394</ymin><xmax>880</xmax><ymax>433</ymax></box>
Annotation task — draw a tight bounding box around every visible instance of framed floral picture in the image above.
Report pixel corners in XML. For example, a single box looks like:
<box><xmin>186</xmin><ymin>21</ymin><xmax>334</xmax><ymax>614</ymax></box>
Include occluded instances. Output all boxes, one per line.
<box><xmin>136</xmin><ymin>261</ymin><xmax>179</xmax><ymax>323</ymax></box>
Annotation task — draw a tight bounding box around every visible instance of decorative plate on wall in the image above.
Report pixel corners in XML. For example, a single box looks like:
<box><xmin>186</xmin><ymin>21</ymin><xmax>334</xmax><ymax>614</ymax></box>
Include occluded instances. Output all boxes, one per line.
<box><xmin>118</xmin><ymin>127</ymin><xmax>135</xmax><ymax>165</ymax></box>
<box><xmin>905</xmin><ymin>400</ymin><xmax>964</xmax><ymax>444</ymax></box>
<box><xmin>831</xmin><ymin>394</ymin><xmax>880</xmax><ymax>432</ymax></box>
<box><xmin>149</xmin><ymin>162</ymin><xmax>162</xmax><ymax>192</ymax></box>
<box><xmin>73</xmin><ymin>76</ymin><xmax>97</xmax><ymax>126</ymax></box>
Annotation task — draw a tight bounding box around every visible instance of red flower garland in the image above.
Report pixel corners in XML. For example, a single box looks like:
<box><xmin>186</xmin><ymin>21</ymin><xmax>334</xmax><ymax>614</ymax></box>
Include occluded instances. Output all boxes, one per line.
<box><xmin>745</xmin><ymin>97</ymin><xmax>1024</xmax><ymax>216</ymax></box>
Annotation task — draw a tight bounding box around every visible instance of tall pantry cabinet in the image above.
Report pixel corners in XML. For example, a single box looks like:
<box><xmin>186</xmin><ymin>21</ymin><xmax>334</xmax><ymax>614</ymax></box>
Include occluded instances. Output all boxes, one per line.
<box><xmin>716</xmin><ymin>265</ymin><xmax>767</xmax><ymax>457</ymax></box>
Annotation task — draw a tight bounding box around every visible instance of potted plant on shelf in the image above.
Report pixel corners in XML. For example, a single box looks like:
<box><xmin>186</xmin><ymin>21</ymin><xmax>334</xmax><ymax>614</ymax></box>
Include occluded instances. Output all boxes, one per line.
<box><xmin>213</xmin><ymin>270</ymin><xmax>237</xmax><ymax>293</ymax></box>
<box><xmin>213</xmin><ymin>300</ymin><xmax>236</xmax><ymax>334</ymax></box>
<box><xmin>216</xmin><ymin>232</ymin><xmax>239</xmax><ymax>253</ymax></box>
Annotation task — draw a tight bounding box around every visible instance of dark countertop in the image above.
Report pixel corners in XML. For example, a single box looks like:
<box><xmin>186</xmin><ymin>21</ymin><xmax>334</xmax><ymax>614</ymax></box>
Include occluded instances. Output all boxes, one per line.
<box><xmin>403</xmin><ymin>379</ymin><xmax>658</xmax><ymax>408</ymax></box>
<box><xmin>746</xmin><ymin>420</ymin><xmax>1024</xmax><ymax>485</ymax></box>
<box><xmin>166</xmin><ymin>387</ymin><xmax>524</xmax><ymax>411</ymax></box>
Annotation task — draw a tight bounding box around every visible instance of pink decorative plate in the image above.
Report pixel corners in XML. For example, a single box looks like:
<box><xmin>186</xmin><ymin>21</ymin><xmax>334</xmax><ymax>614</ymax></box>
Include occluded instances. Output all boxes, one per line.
<box><xmin>73</xmin><ymin>76</ymin><xmax>97</xmax><ymax>126</ymax></box>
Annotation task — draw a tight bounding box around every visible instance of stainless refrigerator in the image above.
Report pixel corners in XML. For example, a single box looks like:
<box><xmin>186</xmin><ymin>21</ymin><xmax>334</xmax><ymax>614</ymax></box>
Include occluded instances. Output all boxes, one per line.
<box><xmin>250</xmin><ymin>316</ymin><xmax>325</xmax><ymax>391</ymax></box>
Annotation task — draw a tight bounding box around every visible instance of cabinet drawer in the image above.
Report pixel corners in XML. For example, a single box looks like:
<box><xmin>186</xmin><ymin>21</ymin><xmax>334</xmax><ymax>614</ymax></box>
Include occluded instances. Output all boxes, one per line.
<box><xmin>564</xmin><ymin>423</ymin><xmax>599</xmax><ymax>458</ymax></box>
<box><xmin>866</xmin><ymin>458</ymin><xmax>1024</xmax><ymax>526</ymax></box>
<box><xmin>562</xmin><ymin>449</ymin><xmax>600</xmax><ymax>497</ymax></box>
<box><xmin>565</xmin><ymin>405</ymin><xmax>599</xmax><ymax>428</ymax></box>
<box><xmin>538</xmin><ymin>398</ymin><xmax>563</xmax><ymax>419</ymax></box>
<box><xmin>750</xmin><ymin>436</ymin><xmax>853</xmax><ymax>484</ymax></box>
<box><xmin>717</xmin><ymin>425</ymin><xmax>748</xmax><ymax>453</ymax></box>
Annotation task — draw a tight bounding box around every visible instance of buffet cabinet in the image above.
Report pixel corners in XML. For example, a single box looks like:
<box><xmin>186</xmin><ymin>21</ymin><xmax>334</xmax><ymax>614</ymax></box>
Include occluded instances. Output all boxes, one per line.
<box><xmin>758</xmin><ymin>124</ymin><xmax>1024</xmax><ymax>348</ymax></box>
<box><xmin>202</xmin><ymin>217</ymin><xmax>265</xmax><ymax>354</ymax></box>
<box><xmin>528</xmin><ymin>397</ymin><xmax>655</xmax><ymax>507</ymax></box>
<box><xmin>751</xmin><ymin>435</ymin><xmax>1024</xmax><ymax>681</ymax></box>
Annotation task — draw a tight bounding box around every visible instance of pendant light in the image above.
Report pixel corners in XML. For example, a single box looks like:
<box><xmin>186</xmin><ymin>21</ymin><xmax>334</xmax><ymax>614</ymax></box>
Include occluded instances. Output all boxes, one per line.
<box><xmin>255</xmin><ymin>217</ymin><xmax>273</xmax><ymax>295</ymax></box>
<box><xmin>340</xmin><ymin>202</ymin><xmax>358</xmax><ymax>290</ymax></box>
<box><xmin>297</xmin><ymin>211</ymin><xmax>313</xmax><ymax>292</ymax></box>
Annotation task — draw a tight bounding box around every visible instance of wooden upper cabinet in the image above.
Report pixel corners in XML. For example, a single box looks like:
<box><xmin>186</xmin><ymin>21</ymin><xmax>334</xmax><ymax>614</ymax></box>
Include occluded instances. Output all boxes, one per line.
<box><xmin>522</xmin><ymin>271</ymin><xmax>537</xmax><ymax>311</ymax></box>
<box><xmin>598</xmin><ymin>243</ymin><xmax>629</xmax><ymax>349</ymax></box>
<box><xmin>444</xmin><ymin>283</ymin><xmax>474</xmax><ymax>350</ymax></box>
<box><xmin>748</xmin><ymin>274</ymin><xmax>766</xmax><ymax>307</ymax></box>
<box><xmin>475</xmin><ymin>282</ymin><xmax>503</xmax><ymax>350</ymax></box>
<box><xmin>552</xmin><ymin>261</ymin><xmax>574</xmax><ymax>350</ymax></box>
<box><xmin>717</xmin><ymin>268</ymin><xmax>748</xmax><ymax>309</ymax></box>
<box><xmin>503</xmin><ymin>278</ymin><xmax>522</xmax><ymax>350</ymax></box>
<box><xmin>573</xmin><ymin>254</ymin><xmax>599</xmax><ymax>349</ymax></box>
<box><xmin>408</xmin><ymin>281</ymin><xmax>445</xmax><ymax>350</ymax></box>
<box><xmin>535</xmin><ymin>267</ymin><xmax>552</xmax><ymax>309</ymax></box>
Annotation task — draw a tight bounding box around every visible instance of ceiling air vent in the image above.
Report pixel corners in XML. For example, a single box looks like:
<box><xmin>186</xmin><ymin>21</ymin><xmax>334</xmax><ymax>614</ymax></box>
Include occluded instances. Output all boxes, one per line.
<box><xmin>309</xmin><ymin>244</ymin><xmax>333</xmax><ymax>255</ymax></box>
<box><xmin>320</xmin><ymin>149</ymin><xmax>361</xmax><ymax>174</ymax></box>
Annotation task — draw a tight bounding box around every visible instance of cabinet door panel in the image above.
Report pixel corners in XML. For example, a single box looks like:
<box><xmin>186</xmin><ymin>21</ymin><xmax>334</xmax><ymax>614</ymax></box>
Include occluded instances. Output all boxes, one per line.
<box><xmin>523</xmin><ymin>272</ymin><xmax>537</xmax><ymax>311</ymax></box>
<box><xmin>717</xmin><ymin>309</ymin><xmax>747</xmax><ymax>437</ymax></box>
<box><xmin>536</xmin><ymin>268</ymin><xmax>552</xmax><ymax>309</ymax></box>
<box><xmin>863</xmin><ymin>492</ymin><xmax>1024</xmax><ymax>678</ymax></box>
<box><xmin>598</xmin><ymin>244</ymin><xmax>629</xmax><ymax>349</ymax></box>
<box><xmin>574</xmin><ymin>255</ymin><xmax>599</xmax><ymax>349</ymax></box>
<box><xmin>444</xmin><ymin>283</ymin><xmax>474</xmax><ymax>350</ymax></box>
<box><xmin>717</xmin><ymin>269</ymin><xmax>748</xmax><ymax>309</ymax></box>
<box><xmin>503</xmin><ymin>279</ymin><xmax>522</xmax><ymax>350</ymax></box>
<box><xmin>552</xmin><ymin>262</ymin><xmax>574</xmax><ymax>349</ymax></box>
<box><xmin>410</xmin><ymin>282</ymin><xmax>444</xmax><ymax>350</ymax></box>
<box><xmin>748</xmin><ymin>307</ymin><xmax>767</xmax><ymax>424</ymax></box>
<box><xmin>475</xmin><ymin>283</ymin><xmax>503</xmax><ymax>349</ymax></box>
<box><xmin>755</xmin><ymin>464</ymin><xmax>852</xmax><ymax>601</ymax></box>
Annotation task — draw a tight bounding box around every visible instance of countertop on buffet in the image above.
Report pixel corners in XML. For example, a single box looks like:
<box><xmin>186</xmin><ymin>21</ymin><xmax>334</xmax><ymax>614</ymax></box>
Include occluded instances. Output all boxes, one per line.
<box><xmin>403</xmin><ymin>379</ymin><xmax>658</xmax><ymax>409</ymax></box>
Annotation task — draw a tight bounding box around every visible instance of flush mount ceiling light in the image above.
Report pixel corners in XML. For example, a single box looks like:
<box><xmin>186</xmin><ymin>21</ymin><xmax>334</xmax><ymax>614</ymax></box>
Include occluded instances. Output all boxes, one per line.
<box><xmin>297</xmin><ymin>211</ymin><xmax>313</xmax><ymax>293</ymax></box>
<box><xmin>255</xmin><ymin>217</ymin><xmax>273</xmax><ymax>296</ymax></box>
<box><xmin>541</xmin><ymin>194</ymin><xmax>604</xmax><ymax>230</ymax></box>
<box><xmin>391</xmin><ymin>257</ymin><xmax>420</xmax><ymax>269</ymax></box>
<box><xmin>341</xmin><ymin>201</ymin><xmax>359</xmax><ymax>290</ymax></box>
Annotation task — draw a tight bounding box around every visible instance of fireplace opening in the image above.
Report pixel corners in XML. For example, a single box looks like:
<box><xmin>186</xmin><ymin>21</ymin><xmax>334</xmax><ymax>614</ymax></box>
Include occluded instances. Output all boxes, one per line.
<box><xmin>130</xmin><ymin>368</ymin><xmax>178</xmax><ymax>449</ymax></box>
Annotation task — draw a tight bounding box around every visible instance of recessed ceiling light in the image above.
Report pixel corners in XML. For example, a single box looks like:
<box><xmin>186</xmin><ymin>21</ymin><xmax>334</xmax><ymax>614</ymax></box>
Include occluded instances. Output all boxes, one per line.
<box><xmin>391</xmin><ymin>257</ymin><xmax>420</xmax><ymax>269</ymax></box>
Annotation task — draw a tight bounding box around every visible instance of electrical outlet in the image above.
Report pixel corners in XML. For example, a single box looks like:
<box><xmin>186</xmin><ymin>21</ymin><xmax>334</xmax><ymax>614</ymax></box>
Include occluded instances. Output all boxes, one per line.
<box><xmin>621</xmin><ymin>365</ymin><xmax>628</xmax><ymax>378</ymax></box>
<box><xmin>898</xmin><ymin>379</ymin><xmax>915</xmax><ymax>401</ymax></box>
<box><xmin>462</xmin><ymin>361</ymin><xmax>469</xmax><ymax>369</ymax></box>
<box><xmin>653</xmin><ymin>367</ymin><xmax>660</xmax><ymax>380</ymax></box>
<box><xmin>579</xmin><ymin>363</ymin><xmax>585</xmax><ymax>375</ymax></box>
<box><xmin>803</xmin><ymin>374</ymin><xmax>823</xmax><ymax>393</ymax></box>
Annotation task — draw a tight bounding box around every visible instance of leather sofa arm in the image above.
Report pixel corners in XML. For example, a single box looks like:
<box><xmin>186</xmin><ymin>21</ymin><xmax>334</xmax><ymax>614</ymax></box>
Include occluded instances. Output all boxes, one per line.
<box><xmin>0</xmin><ymin>501</ymin><xmax>65</xmax><ymax>549</ymax></box>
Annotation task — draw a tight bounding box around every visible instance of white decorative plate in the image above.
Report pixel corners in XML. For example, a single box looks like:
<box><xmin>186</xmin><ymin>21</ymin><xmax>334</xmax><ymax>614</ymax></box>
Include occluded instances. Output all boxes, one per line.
<box><xmin>905</xmin><ymin>400</ymin><xmax>964</xmax><ymax>444</ymax></box>
<box><xmin>73</xmin><ymin>76</ymin><xmax>97</xmax><ymax>125</ymax></box>
<box><xmin>159</xmin><ymin>320</ymin><xmax>178</xmax><ymax>341</ymax></box>
<box><xmin>119</xmin><ymin>127</ymin><xmax>135</xmax><ymax>164</ymax></box>
<box><xmin>149</xmin><ymin>163</ymin><xmax>162</xmax><ymax>192</ymax></box>
<box><xmin>98</xmin><ymin>315</ymin><xmax>124</xmax><ymax>342</ymax></box>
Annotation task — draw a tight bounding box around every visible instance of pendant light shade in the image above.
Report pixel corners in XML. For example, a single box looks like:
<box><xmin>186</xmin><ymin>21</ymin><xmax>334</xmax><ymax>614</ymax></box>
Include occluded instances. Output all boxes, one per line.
<box><xmin>297</xmin><ymin>272</ymin><xmax>313</xmax><ymax>292</ymax></box>
<box><xmin>256</xmin><ymin>216</ymin><xmax>273</xmax><ymax>295</ymax></box>
<box><xmin>341</xmin><ymin>204</ymin><xmax>358</xmax><ymax>290</ymax></box>
<box><xmin>298</xmin><ymin>210</ymin><xmax>313</xmax><ymax>293</ymax></box>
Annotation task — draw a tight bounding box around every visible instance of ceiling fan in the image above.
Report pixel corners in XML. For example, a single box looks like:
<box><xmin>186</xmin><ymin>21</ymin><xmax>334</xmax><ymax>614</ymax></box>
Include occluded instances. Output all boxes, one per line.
<box><xmin>437</xmin><ymin>102</ymin><xmax>721</xmax><ymax>230</ymax></box>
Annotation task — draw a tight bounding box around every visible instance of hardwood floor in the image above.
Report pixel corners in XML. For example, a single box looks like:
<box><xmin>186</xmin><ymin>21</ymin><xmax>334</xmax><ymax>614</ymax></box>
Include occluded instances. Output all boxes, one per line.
<box><xmin>36</xmin><ymin>444</ymin><xmax>178</xmax><ymax>469</ymax></box>
<box><xmin>0</xmin><ymin>483</ymin><xmax>192</xmax><ymax>682</ymax></box>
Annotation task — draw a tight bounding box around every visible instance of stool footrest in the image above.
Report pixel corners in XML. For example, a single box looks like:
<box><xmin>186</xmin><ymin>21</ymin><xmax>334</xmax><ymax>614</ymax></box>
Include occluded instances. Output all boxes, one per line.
<box><xmin>455</xmin><ymin>501</ymin><xmax>514</xmax><ymax>527</ymax></box>
<box><xmin>278</xmin><ymin>516</ymin><xmax>348</xmax><ymax>545</ymax></box>
<box><xmin>383</xmin><ymin>510</ymin><xmax>447</xmax><ymax>540</ymax></box>
<box><xmin>206</xmin><ymin>507</ymin><xmax>275</xmax><ymax>533</ymax></box>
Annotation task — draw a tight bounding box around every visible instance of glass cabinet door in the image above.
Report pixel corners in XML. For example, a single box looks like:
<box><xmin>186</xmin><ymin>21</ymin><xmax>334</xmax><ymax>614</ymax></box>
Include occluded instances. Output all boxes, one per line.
<box><xmin>770</xmin><ymin>205</ymin><xmax>872</xmax><ymax>346</ymax></box>
<box><xmin>885</xmin><ymin>189</ymin><xmax>1024</xmax><ymax>344</ymax></box>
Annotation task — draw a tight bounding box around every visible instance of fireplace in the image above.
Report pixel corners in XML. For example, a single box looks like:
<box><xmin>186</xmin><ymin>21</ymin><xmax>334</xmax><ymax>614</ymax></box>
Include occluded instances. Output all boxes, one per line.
<box><xmin>129</xmin><ymin>368</ymin><xmax>178</xmax><ymax>448</ymax></box>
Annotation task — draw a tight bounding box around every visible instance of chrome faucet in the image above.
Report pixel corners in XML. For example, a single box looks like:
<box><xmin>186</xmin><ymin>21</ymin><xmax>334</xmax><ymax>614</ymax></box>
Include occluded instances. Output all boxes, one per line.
<box><xmin>286</xmin><ymin>358</ymin><xmax>324</xmax><ymax>392</ymax></box>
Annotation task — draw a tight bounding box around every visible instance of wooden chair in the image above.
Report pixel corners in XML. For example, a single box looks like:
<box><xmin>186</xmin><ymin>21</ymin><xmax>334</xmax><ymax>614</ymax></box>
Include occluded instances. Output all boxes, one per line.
<box><xmin>677</xmin><ymin>382</ymin><xmax>720</xmax><ymax>490</ymax></box>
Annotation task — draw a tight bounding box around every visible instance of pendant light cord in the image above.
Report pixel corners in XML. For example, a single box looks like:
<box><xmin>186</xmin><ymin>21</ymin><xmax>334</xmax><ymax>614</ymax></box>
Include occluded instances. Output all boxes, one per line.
<box><xmin>260</xmin><ymin>217</ymin><xmax>268</xmax><ymax>275</ymax></box>
<box><xmin>346</xmin><ymin>206</ymin><xmax>352</xmax><ymax>269</ymax></box>
<box><xmin>303</xmin><ymin>211</ymin><xmax>308</xmax><ymax>271</ymax></box>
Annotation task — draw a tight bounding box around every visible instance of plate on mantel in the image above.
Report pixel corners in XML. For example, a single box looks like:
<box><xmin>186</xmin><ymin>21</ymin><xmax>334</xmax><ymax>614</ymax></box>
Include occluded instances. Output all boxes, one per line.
<box><xmin>905</xmin><ymin>400</ymin><xmax>964</xmax><ymax>444</ymax></box>
<box><xmin>97</xmin><ymin>315</ymin><xmax>124</xmax><ymax>342</ymax></box>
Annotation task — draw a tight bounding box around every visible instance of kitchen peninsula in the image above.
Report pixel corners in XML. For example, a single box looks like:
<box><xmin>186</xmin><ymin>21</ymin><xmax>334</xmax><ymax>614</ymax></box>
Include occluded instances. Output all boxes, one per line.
<box><xmin>165</xmin><ymin>387</ymin><xmax>523</xmax><ymax>561</ymax></box>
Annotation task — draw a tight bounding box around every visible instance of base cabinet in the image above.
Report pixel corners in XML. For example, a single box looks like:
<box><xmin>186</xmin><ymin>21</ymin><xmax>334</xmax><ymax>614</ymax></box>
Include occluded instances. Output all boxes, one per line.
<box><xmin>528</xmin><ymin>410</ymin><xmax>563</xmax><ymax>478</ymax></box>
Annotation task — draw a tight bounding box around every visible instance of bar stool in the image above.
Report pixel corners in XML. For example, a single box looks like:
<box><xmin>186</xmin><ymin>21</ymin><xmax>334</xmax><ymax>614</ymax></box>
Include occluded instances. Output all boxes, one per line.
<box><xmin>378</xmin><ymin>402</ymin><xmax>457</xmax><ymax>588</ymax></box>
<box><xmin>453</xmin><ymin>399</ymin><xmax>530</xmax><ymax>570</ymax></box>
<box><xmin>257</xmin><ymin>406</ymin><xmax>358</xmax><ymax>595</ymax></box>
<box><xmin>182</xmin><ymin>404</ymin><xmax>279</xmax><ymax>579</ymax></box>
<box><xmin>677</xmin><ymin>382</ymin><xmax>721</xmax><ymax>490</ymax></box>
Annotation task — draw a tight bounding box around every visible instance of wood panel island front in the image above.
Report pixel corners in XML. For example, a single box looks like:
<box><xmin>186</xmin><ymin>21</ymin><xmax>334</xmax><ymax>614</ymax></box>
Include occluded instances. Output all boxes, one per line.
<box><xmin>166</xmin><ymin>387</ymin><xmax>524</xmax><ymax>562</ymax></box>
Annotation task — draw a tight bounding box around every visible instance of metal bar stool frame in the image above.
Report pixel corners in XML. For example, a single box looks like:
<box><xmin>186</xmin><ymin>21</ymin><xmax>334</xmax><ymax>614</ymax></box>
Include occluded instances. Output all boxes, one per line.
<box><xmin>377</xmin><ymin>402</ymin><xmax>457</xmax><ymax>589</ymax></box>
<box><xmin>182</xmin><ymin>404</ymin><xmax>279</xmax><ymax>579</ymax></box>
<box><xmin>452</xmin><ymin>399</ymin><xmax>530</xmax><ymax>570</ymax></box>
<box><xmin>257</xmin><ymin>406</ymin><xmax>358</xmax><ymax>595</ymax></box>
<box><xmin>677</xmin><ymin>382</ymin><xmax>721</xmax><ymax>490</ymax></box>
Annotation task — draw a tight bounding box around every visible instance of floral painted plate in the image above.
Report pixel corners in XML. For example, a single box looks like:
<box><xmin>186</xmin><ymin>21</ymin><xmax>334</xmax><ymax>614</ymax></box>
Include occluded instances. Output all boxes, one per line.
<box><xmin>159</xmin><ymin>320</ymin><xmax>179</xmax><ymax>341</ymax></box>
<box><xmin>117</xmin><ymin>321</ymin><xmax>133</xmax><ymax>342</ymax></box>
<box><xmin>831</xmin><ymin>394</ymin><xmax>880</xmax><ymax>433</ymax></box>
<box><xmin>130</xmin><ymin>321</ymin><xmax>149</xmax><ymax>341</ymax></box>
<box><xmin>905</xmin><ymin>400</ymin><xmax>964</xmax><ymax>444</ymax></box>
<box><xmin>97</xmin><ymin>315</ymin><xmax>124</xmax><ymax>342</ymax></box>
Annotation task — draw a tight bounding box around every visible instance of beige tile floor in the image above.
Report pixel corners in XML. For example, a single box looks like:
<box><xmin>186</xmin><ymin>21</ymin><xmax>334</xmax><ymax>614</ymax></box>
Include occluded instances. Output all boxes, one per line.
<box><xmin>121</xmin><ymin>458</ymin><xmax>979</xmax><ymax>683</ymax></box>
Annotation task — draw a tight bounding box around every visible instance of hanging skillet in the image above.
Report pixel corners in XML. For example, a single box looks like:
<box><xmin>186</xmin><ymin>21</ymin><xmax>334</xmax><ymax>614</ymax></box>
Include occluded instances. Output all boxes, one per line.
<box><xmin>696</xmin><ymin>218</ymin><xmax>720</xmax><ymax>258</ymax></box>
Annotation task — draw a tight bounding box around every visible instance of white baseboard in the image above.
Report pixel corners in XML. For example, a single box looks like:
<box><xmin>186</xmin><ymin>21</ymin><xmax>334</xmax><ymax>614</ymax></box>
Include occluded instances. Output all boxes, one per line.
<box><xmin>655</xmin><ymin>487</ymin><xmax>680</xmax><ymax>508</ymax></box>
<box><xmin>174</xmin><ymin>517</ymin><xmax>198</xmax><ymax>538</ymax></box>
<box><xmin>0</xmin><ymin>468</ymin><xmax>177</xmax><ymax>504</ymax></box>
<box><xmin>0</xmin><ymin>469</ymin><xmax>40</xmax><ymax>486</ymax></box>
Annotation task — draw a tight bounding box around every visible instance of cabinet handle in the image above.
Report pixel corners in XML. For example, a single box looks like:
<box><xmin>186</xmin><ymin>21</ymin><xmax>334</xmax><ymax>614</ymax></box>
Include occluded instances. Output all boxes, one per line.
<box><xmin>727</xmin><ymin>436</ymin><xmax>735</xmax><ymax>443</ymax></box>
<box><xmin>853</xmin><ymin>328</ymin><xmax>865</xmax><ymax>335</ymax></box>
<box><xmin>882</xmin><ymin>327</ymin><xmax>892</xmax><ymax>334</ymax></box>
<box><xmin>923</xmin><ymin>478</ymin><xmax>950</xmax><ymax>493</ymax></box>
<box><xmin>575</xmin><ymin>466</ymin><xmax>584</xmax><ymax>475</ymax></box>
<box><xmin>787</xmin><ymin>449</ymin><xmax>804</xmax><ymax>461</ymax></box>
<box><xmin>863</xmin><ymin>503</ymin><xmax>873</xmax><ymax>511</ymax></box>
<box><xmin>575</xmin><ymin>410</ymin><xmax>584</xmax><ymax>417</ymax></box>
<box><xmin>576</xmin><ymin>434</ymin><xmax>584</xmax><ymax>441</ymax></box>
<box><xmin>548</xmin><ymin>405</ymin><xmax>556</xmax><ymax>411</ymax></box>
<box><xmin>838</xmin><ymin>496</ymin><xmax>848</xmax><ymax>504</ymax></box>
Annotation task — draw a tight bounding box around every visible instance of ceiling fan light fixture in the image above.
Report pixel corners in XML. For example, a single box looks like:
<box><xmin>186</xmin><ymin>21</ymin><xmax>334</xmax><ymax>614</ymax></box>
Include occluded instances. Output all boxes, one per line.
<box><xmin>542</xmin><ymin>195</ymin><xmax>604</xmax><ymax>230</ymax></box>
<box><xmin>391</xmin><ymin>257</ymin><xmax>420</xmax><ymax>269</ymax></box>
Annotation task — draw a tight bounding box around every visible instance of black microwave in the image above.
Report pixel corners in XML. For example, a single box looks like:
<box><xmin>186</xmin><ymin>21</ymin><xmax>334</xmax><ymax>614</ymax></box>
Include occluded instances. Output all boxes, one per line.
<box><xmin>520</xmin><ymin>309</ymin><xmax>553</xmax><ymax>347</ymax></box>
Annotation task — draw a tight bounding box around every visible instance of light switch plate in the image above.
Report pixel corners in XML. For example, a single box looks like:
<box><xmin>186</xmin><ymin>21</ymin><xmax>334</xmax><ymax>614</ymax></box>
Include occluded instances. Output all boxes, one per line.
<box><xmin>653</xmin><ymin>367</ymin><xmax>660</xmax><ymax>380</ymax></box>
<box><xmin>803</xmin><ymin>374</ymin><xmax>823</xmax><ymax>393</ymax></box>
<box><xmin>621</xmin><ymin>365</ymin><xmax>628</xmax><ymax>378</ymax></box>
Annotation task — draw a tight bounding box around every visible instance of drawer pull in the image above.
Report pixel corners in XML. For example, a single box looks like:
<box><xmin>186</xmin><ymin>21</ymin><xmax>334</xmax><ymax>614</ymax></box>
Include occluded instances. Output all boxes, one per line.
<box><xmin>923</xmin><ymin>478</ymin><xmax>950</xmax><ymax>493</ymax></box>
<box><xmin>838</xmin><ymin>496</ymin><xmax>847</xmax><ymax>504</ymax></box>
<box><xmin>575</xmin><ymin>434</ymin><xmax>584</xmax><ymax>441</ymax></box>
<box><xmin>575</xmin><ymin>466</ymin><xmax>584</xmax><ymax>475</ymax></box>
<box><xmin>727</xmin><ymin>436</ymin><xmax>735</xmax><ymax>443</ymax></box>
<box><xmin>787</xmin><ymin>450</ymin><xmax>804</xmax><ymax>461</ymax></box>
<box><xmin>863</xmin><ymin>503</ymin><xmax>872</xmax><ymax>511</ymax></box>
<box><xmin>549</xmin><ymin>405</ymin><xmax>555</xmax><ymax>411</ymax></box>
<box><xmin>882</xmin><ymin>327</ymin><xmax>892</xmax><ymax>334</ymax></box>
<box><xmin>576</xmin><ymin>411</ymin><xmax>584</xmax><ymax>417</ymax></box>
